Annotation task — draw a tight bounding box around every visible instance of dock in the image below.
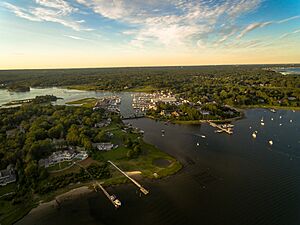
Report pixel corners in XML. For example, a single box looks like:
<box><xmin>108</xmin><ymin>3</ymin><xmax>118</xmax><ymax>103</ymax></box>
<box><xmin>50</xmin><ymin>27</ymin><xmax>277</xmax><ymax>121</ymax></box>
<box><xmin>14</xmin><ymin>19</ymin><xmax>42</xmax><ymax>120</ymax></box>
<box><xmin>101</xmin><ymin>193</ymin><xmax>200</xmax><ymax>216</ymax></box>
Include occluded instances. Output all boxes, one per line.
<box><xmin>108</xmin><ymin>160</ymin><xmax>149</xmax><ymax>195</ymax></box>
<box><xmin>93</xmin><ymin>182</ymin><xmax>121</xmax><ymax>208</ymax></box>
<box><xmin>208</xmin><ymin>121</ymin><xmax>233</xmax><ymax>135</ymax></box>
<box><xmin>74</xmin><ymin>162</ymin><xmax>121</xmax><ymax>208</ymax></box>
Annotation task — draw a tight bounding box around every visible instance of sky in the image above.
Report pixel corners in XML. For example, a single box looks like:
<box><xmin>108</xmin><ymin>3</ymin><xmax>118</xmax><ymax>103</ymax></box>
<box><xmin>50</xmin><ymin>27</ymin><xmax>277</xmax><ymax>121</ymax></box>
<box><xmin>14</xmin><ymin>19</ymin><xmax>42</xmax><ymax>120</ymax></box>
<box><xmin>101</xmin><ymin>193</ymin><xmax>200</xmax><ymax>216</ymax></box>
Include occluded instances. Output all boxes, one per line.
<box><xmin>0</xmin><ymin>0</ymin><xmax>300</xmax><ymax>69</ymax></box>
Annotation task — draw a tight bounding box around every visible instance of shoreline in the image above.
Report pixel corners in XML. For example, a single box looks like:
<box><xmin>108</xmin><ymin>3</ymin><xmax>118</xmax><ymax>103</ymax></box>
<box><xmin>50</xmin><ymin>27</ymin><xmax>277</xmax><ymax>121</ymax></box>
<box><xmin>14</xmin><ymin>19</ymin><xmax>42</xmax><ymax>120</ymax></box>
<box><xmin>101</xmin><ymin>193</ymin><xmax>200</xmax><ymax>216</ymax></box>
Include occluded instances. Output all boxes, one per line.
<box><xmin>14</xmin><ymin>186</ymin><xmax>93</xmax><ymax>225</ymax></box>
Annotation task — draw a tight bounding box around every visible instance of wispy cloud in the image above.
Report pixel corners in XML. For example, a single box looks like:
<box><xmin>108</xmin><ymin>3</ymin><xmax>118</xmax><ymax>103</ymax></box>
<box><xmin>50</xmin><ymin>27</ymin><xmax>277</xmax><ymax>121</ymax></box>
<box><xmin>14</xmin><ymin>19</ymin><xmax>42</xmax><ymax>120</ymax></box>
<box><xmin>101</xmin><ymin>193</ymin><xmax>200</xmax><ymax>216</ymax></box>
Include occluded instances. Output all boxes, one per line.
<box><xmin>3</xmin><ymin>1</ymin><xmax>89</xmax><ymax>31</ymax></box>
<box><xmin>63</xmin><ymin>35</ymin><xmax>90</xmax><ymax>41</ymax></box>
<box><xmin>237</xmin><ymin>21</ymin><xmax>272</xmax><ymax>39</ymax></box>
<box><xmin>76</xmin><ymin>0</ymin><xmax>263</xmax><ymax>48</ymax></box>
<box><xmin>237</xmin><ymin>15</ymin><xmax>300</xmax><ymax>39</ymax></box>
<box><xmin>279</xmin><ymin>28</ymin><xmax>300</xmax><ymax>39</ymax></box>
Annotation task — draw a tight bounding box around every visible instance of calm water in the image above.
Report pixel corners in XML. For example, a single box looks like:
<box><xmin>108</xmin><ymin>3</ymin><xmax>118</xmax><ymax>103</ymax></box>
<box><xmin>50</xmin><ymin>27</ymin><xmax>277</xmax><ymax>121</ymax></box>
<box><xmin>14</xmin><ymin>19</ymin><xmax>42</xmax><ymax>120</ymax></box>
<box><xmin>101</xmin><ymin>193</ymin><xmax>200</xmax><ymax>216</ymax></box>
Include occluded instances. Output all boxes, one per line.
<box><xmin>0</xmin><ymin>88</ymin><xmax>135</xmax><ymax>117</ymax></box>
<box><xmin>277</xmin><ymin>67</ymin><xmax>300</xmax><ymax>75</ymax></box>
<box><xmin>16</xmin><ymin>108</ymin><xmax>300</xmax><ymax>225</ymax></box>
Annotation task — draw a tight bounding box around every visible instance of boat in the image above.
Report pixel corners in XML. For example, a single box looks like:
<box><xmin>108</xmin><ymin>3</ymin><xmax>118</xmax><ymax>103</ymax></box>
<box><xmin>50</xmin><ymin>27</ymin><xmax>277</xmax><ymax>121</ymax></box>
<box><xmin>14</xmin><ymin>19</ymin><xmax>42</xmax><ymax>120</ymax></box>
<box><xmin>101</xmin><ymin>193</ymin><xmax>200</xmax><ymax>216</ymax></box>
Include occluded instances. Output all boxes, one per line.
<box><xmin>279</xmin><ymin>116</ymin><xmax>282</xmax><ymax>119</ymax></box>
<box><xmin>161</xmin><ymin>129</ymin><xmax>165</xmax><ymax>133</ymax></box>
<box><xmin>271</xmin><ymin>118</ymin><xmax>274</xmax><ymax>121</ymax></box>
<box><xmin>252</xmin><ymin>132</ymin><xmax>257</xmax><ymax>138</ymax></box>
<box><xmin>279</xmin><ymin>123</ymin><xmax>282</xmax><ymax>126</ymax></box>
<box><xmin>261</xmin><ymin>117</ymin><xmax>264</xmax><ymax>122</ymax></box>
<box><xmin>268</xmin><ymin>140</ymin><xmax>273</xmax><ymax>146</ymax></box>
<box><xmin>261</xmin><ymin>122</ymin><xmax>265</xmax><ymax>126</ymax></box>
<box><xmin>200</xmin><ymin>135</ymin><xmax>206</xmax><ymax>138</ymax></box>
<box><xmin>270</xmin><ymin>109</ymin><xmax>276</xmax><ymax>113</ymax></box>
<box><xmin>215</xmin><ymin>130</ymin><xmax>223</xmax><ymax>133</ymax></box>
<box><xmin>197</xmin><ymin>142</ymin><xmax>200</xmax><ymax>146</ymax></box>
<box><xmin>290</xmin><ymin>119</ymin><xmax>293</xmax><ymax>123</ymax></box>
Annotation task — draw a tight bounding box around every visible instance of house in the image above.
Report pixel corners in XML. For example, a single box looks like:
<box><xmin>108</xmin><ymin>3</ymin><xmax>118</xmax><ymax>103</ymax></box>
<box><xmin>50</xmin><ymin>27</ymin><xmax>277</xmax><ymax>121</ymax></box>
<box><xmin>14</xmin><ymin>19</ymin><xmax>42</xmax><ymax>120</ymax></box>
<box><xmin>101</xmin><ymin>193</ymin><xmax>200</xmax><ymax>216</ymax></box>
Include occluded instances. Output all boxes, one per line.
<box><xmin>160</xmin><ymin>110</ymin><xmax>166</xmax><ymax>116</ymax></box>
<box><xmin>200</xmin><ymin>110</ymin><xmax>210</xmax><ymax>116</ymax></box>
<box><xmin>74</xmin><ymin>151</ymin><xmax>88</xmax><ymax>160</ymax></box>
<box><xmin>0</xmin><ymin>165</ymin><xmax>16</xmax><ymax>186</ymax></box>
<box><xmin>288</xmin><ymin>97</ymin><xmax>296</xmax><ymax>101</ymax></box>
<box><xmin>94</xmin><ymin>142</ymin><xmax>115</xmax><ymax>151</ymax></box>
<box><xmin>171</xmin><ymin>111</ymin><xmax>180</xmax><ymax>117</ymax></box>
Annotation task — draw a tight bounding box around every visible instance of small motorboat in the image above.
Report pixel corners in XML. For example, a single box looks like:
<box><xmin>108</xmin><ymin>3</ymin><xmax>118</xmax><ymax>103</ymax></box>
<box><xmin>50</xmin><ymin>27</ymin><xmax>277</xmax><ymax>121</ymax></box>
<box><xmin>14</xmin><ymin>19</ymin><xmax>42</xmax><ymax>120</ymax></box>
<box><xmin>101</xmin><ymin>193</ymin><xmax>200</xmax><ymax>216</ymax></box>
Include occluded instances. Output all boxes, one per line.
<box><xmin>200</xmin><ymin>135</ymin><xmax>206</xmax><ymax>138</ymax></box>
<box><xmin>252</xmin><ymin>132</ymin><xmax>257</xmax><ymax>138</ymax></box>
<box><xmin>261</xmin><ymin>122</ymin><xmax>265</xmax><ymax>126</ymax></box>
<box><xmin>197</xmin><ymin>142</ymin><xmax>200</xmax><ymax>146</ymax></box>
<box><xmin>271</xmin><ymin>118</ymin><xmax>274</xmax><ymax>121</ymax></box>
<box><xmin>269</xmin><ymin>140</ymin><xmax>273</xmax><ymax>146</ymax></box>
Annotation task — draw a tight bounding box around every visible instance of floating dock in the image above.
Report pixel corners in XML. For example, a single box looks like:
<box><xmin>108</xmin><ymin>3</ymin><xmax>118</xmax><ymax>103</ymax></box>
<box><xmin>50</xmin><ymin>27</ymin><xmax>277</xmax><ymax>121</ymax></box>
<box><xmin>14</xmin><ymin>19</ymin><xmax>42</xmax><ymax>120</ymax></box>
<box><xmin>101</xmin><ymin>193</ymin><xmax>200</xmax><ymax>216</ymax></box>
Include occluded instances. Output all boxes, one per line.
<box><xmin>208</xmin><ymin>121</ymin><xmax>233</xmax><ymax>135</ymax></box>
<box><xmin>108</xmin><ymin>160</ymin><xmax>149</xmax><ymax>195</ymax></box>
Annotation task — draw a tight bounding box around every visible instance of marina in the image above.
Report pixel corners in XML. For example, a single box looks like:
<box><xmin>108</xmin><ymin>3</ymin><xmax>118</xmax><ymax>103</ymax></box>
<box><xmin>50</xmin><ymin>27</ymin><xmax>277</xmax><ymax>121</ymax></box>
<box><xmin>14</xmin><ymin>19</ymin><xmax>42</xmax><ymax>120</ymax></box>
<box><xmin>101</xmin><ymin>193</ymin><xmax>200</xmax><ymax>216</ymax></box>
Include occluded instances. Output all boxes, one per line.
<box><xmin>16</xmin><ymin>108</ymin><xmax>300</xmax><ymax>225</ymax></box>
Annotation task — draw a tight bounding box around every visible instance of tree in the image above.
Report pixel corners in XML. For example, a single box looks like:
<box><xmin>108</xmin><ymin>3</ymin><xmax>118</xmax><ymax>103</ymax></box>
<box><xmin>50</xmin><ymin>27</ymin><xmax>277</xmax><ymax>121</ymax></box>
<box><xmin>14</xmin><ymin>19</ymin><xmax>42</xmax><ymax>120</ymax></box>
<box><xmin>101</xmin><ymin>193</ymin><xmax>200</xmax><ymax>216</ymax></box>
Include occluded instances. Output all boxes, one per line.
<box><xmin>48</xmin><ymin>124</ymin><xmax>64</xmax><ymax>139</ymax></box>
<box><xmin>66</xmin><ymin>125</ymin><xmax>80</xmax><ymax>145</ymax></box>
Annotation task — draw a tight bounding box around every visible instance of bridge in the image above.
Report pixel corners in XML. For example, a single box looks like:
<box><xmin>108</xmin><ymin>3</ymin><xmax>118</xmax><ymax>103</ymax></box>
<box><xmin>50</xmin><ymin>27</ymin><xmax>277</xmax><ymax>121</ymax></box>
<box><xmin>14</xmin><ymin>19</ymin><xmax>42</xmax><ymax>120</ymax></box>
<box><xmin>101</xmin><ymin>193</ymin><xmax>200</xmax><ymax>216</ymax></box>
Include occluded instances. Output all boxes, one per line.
<box><xmin>108</xmin><ymin>160</ymin><xmax>149</xmax><ymax>195</ymax></box>
<box><xmin>121</xmin><ymin>115</ymin><xmax>145</xmax><ymax>120</ymax></box>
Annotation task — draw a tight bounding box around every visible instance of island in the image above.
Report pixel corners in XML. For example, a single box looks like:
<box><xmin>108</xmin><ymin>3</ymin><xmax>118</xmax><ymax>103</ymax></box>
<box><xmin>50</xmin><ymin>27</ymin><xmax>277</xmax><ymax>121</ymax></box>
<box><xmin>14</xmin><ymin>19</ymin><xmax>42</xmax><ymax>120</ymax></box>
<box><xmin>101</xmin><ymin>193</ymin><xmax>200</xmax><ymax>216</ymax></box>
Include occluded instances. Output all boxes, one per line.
<box><xmin>2</xmin><ymin>95</ymin><xmax>61</xmax><ymax>107</ymax></box>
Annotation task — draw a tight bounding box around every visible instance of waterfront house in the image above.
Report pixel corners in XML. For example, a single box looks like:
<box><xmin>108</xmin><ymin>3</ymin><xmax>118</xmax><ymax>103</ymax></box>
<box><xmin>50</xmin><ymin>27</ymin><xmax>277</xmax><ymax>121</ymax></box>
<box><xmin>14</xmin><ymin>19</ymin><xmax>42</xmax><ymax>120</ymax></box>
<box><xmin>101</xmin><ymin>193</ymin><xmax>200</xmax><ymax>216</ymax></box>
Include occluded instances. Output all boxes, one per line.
<box><xmin>0</xmin><ymin>165</ymin><xmax>16</xmax><ymax>186</ymax></box>
<box><xmin>94</xmin><ymin>142</ymin><xmax>115</xmax><ymax>151</ymax></box>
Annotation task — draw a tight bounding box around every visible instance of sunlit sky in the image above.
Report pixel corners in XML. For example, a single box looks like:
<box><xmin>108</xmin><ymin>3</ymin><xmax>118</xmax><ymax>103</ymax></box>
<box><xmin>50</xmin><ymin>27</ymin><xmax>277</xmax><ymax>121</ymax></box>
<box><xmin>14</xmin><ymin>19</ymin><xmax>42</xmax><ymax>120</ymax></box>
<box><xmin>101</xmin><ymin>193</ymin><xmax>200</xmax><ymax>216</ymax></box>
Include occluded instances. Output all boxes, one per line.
<box><xmin>0</xmin><ymin>0</ymin><xmax>300</xmax><ymax>69</ymax></box>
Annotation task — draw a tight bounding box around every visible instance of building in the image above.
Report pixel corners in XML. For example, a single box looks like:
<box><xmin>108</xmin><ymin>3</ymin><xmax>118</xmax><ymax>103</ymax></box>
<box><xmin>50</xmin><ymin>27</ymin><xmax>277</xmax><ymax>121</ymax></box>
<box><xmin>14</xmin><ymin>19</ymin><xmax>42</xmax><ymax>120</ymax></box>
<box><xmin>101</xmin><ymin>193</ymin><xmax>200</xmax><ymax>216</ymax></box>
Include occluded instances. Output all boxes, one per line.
<box><xmin>74</xmin><ymin>151</ymin><xmax>89</xmax><ymax>160</ymax></box>
<box><xmin>39</xmin><ymin>150</ymin><xmax>88</xmax><ymax>168</ymax></box>
<box><xmin>0</xmin><ymin>165</ymin><xmax>16</xmax><ymax>186</ymax></box>
<box><xmin>94</xmin><ymin>142</ymin><xmax>115</xmax><ymax>151</ymax></box>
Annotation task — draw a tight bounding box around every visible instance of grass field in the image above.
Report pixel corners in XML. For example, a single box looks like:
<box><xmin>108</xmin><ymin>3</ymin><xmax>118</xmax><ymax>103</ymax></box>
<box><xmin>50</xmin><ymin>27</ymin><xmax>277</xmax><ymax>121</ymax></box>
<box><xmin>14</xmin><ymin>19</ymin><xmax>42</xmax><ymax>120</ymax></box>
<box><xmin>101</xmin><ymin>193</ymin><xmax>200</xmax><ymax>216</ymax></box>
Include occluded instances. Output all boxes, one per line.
<box><xmin>66</xmin><ymin>97</ymin><xmax>98</xmax><ymax>107</ymax></box>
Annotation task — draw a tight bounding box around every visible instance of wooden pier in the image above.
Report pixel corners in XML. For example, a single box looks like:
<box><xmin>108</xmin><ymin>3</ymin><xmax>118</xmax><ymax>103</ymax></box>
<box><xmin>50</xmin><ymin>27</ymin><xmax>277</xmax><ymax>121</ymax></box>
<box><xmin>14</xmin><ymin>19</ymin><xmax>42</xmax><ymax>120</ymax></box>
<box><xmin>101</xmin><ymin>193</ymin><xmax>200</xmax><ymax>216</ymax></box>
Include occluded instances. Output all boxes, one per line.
<box><xmin>93</xmin><ymin>182</ymin><xmax>121</xmax><ymax>208</ymax></box>
<box><xmin>108</xmin><ymin>160</ymin><xmax>149</xmax><ymax>195</ymax></box>
<box><xmin>74</xmin><ymin>162</ymin><xmax>121</xmax><ymax>208</ymax></box>
<box><xmin>208</xmin><ymin>121</ymin><xmax>233</xmax><ymax>135</ymax></box>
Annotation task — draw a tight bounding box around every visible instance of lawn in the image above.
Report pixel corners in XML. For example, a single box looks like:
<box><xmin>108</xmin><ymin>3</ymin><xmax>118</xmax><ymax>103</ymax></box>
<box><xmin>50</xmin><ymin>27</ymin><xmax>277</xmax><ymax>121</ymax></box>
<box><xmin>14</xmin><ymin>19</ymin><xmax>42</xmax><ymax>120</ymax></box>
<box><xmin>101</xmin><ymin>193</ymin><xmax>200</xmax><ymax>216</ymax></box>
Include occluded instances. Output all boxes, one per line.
<box><xmin>65</xmin><ymin>97</ymin><xmax>98</xmax><ymax>107</ymax></box>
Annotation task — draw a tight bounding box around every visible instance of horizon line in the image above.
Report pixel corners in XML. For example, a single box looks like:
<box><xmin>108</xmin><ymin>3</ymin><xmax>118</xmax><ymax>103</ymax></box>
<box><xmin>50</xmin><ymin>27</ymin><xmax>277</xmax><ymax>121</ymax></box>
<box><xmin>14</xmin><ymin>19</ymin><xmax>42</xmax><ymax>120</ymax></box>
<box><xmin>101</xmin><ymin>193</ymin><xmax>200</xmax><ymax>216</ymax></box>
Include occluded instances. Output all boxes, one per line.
<box><xmin>1</xmin><ymin>62</ymin><xmax>300</xmax><ymax>71</ymax></box>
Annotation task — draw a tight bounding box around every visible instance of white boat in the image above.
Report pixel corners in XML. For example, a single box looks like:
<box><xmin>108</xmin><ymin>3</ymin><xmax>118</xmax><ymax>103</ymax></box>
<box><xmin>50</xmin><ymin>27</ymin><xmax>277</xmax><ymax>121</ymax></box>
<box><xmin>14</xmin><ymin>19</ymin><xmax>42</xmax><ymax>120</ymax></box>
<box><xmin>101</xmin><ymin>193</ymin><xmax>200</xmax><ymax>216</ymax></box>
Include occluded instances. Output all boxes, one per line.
<box><xmin>270</xmin><ymin>109</ymin><xmax>276</xmax><ymax>113</ymax></box>
<box><xmin>197</xmin><ymin>142</ymin><xmax>200</xmax><ymax>146</ymax></box>
<box><xmin>261</xmin><ymin>122</ymin><xmax>265</xmax><ymax>126</ymax></box>
<box><xmin>271</xmin><ymin>118</ymin><xmax>274</xmax><ymax>121</ymax></box>
<box><xmin>279</xmin><ymin>116</ymin><xmax>282</xmax><ymax>119</ymax></box>
<box><xmin>200</xmin><ymin>135</ymin><xmax>206</xmax><ymax>138</ymax></box>
<box><xmin>279</xmin><ymin>123</ymin><xmax>282</xmax><ymax>126</ymax></box>
<box><xmin>261</xmin><ymin>117</ymin><xmax>264</xmax><ymax>122</ymax></box>
<box><xmin>252</xmin><ymin>132</ymin><xmax>257</xmax><ymax>138</ymax></box>
<box><xmin>269</xmin><ymin>140</ymin><xmax>273</xmax><ymax>146</ymax></box>
<box><xmin>290</xmin><ymin>120</ymin><xmax>293</xmax><ymax>123</ymax></box>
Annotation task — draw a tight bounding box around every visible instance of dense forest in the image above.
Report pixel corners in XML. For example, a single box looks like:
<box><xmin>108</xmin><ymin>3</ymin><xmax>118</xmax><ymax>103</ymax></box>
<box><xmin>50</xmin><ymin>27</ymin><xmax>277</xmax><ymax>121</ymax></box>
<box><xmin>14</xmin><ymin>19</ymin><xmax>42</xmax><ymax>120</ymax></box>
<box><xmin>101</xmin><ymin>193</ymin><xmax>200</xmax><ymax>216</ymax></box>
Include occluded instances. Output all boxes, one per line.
<box><xmin>0</xmin><ymin>103</ymin><xmax>119</xmax><ymax>191</ymax></box>
<box><xmin>0</xmin><ymin>65</ymin><xmax>299</xmax><ymax>108</ymax></box>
